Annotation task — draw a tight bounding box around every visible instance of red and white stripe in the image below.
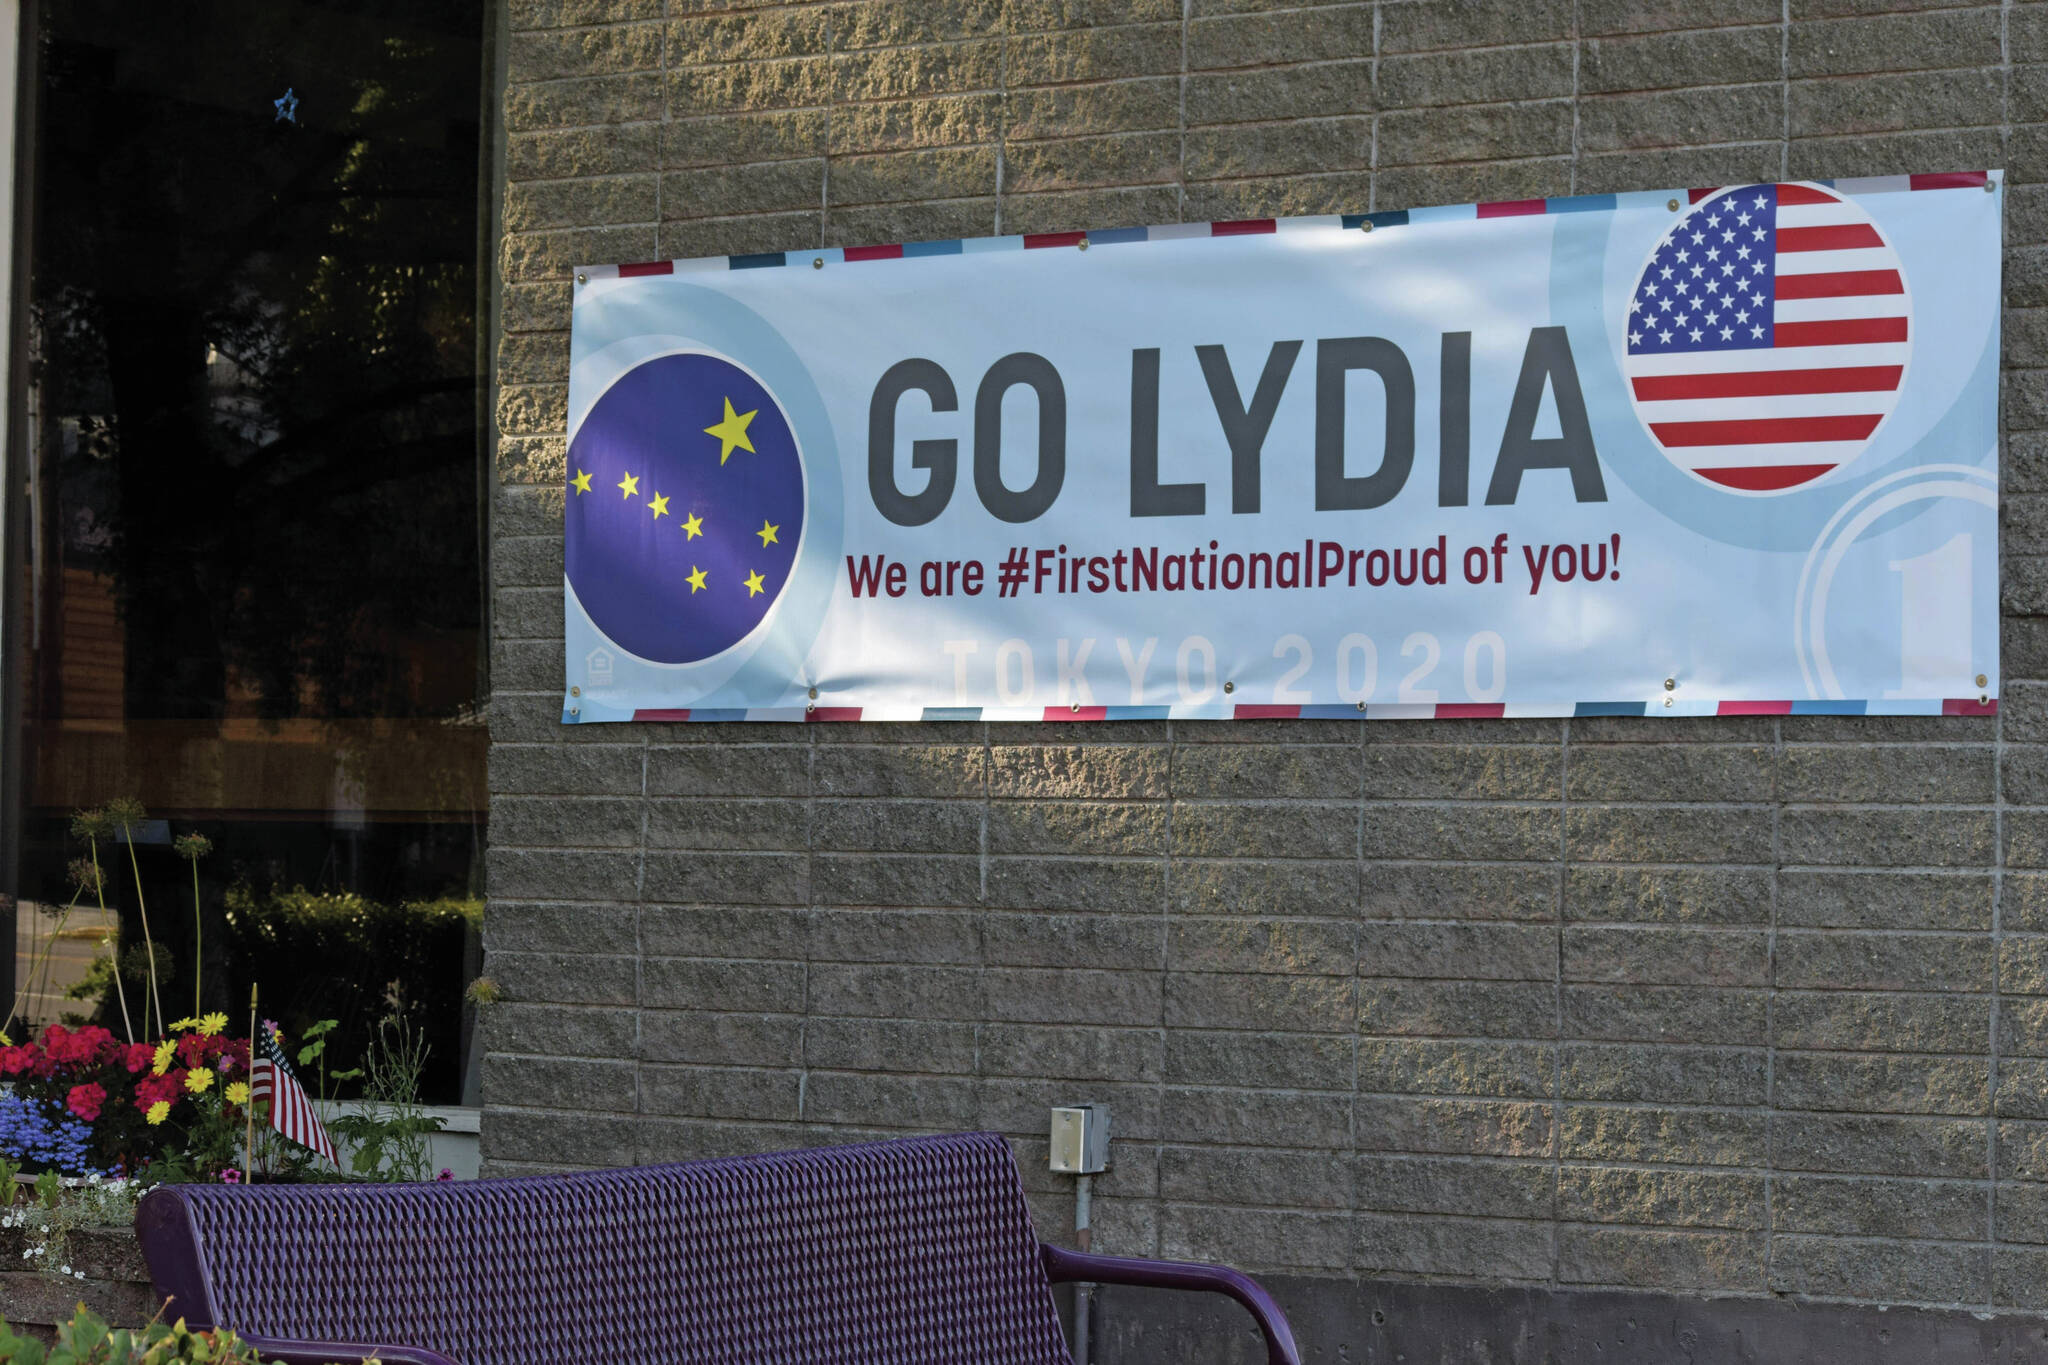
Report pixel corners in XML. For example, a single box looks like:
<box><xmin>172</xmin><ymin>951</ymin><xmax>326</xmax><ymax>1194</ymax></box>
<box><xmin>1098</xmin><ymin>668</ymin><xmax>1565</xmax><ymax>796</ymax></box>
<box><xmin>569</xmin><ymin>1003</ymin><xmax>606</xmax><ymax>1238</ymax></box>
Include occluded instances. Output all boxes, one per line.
<box><xmin>250</xmin><ymin>1055</ymin><xmax>339</xmax><ymax>1165</ymax></box>
<box><xmin>1626</xmin><ymin>183</ymin><xmax>1910</xmax><ymax>494</ymax></box>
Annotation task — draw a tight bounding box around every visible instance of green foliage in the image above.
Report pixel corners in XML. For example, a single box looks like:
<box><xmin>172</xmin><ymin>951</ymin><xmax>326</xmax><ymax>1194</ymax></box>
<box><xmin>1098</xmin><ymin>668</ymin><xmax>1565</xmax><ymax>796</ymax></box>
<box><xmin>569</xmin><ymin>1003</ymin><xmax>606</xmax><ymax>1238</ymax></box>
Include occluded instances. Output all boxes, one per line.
<box><xmin>1</xmin><ymin>1174</ymin><xmax>143</xmax><ymax>1280</ymax></box>
<box><xmin>325</xmin><ymin>991</ymin><xmax>442</xmax><ymax>1183</ymax></box>
<box><xmin>222</xmin><ymin>887</ymin><xmax>478</xmax><ymax>1101</ymax></box>
<box><xmin>292</xmin><ymin>1018</ymin><xmax>361</xmax><ymax>1102</ymax></box>
<box><xmin>0</xmin><ymin>1302</ymin><xmax>291</xmax><ymax>1364</ymax></box>
<box><xmin>68</xmin><ymin>808</ymin><xmax>114</xmax><ymax>845</ymax></box>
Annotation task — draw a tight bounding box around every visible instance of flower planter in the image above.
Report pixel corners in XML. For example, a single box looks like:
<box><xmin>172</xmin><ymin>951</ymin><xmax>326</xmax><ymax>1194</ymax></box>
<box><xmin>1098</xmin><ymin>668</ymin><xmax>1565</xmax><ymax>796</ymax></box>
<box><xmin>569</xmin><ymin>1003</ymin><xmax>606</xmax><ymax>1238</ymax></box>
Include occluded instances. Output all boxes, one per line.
<box><xmin>0</xmin><ymin>1217</ymin><xmax>153</xmax><ymax>1344</ymax></box>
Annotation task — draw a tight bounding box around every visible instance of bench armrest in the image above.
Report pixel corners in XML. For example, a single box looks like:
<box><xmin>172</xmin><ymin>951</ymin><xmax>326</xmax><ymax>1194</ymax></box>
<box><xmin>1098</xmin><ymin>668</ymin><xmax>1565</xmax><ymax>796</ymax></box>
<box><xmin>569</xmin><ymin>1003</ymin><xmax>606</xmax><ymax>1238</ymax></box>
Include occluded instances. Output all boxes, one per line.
<box><xmin>239</xmin><ymin>1332</ymin><xmax>462</xmax><ymax>1365</ymax></box>
<box><xmin>1040</xmin><ymin>1243</ymin><xmax>1301</xmax><ymax>1365</ymax></box>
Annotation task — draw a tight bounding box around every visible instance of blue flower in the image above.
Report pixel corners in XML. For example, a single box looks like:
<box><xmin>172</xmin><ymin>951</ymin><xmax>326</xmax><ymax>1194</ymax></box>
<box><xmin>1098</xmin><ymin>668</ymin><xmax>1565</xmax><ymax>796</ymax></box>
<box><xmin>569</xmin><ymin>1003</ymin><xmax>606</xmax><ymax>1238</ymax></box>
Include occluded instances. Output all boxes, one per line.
<box><xmin>0</xmin><ymin>1095</ymin><xmax>105</xmax><ymax>1176</ymax></box>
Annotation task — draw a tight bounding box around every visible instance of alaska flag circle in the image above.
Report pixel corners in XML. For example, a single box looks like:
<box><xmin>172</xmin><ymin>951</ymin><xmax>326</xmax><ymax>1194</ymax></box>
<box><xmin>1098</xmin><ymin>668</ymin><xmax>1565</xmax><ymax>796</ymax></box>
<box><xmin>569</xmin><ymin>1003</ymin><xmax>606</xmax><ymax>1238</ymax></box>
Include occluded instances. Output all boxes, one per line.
<box><xmin>566</xmin><ymin>352</ymin><xmax>806</xmax><ymax>665</ymax></box>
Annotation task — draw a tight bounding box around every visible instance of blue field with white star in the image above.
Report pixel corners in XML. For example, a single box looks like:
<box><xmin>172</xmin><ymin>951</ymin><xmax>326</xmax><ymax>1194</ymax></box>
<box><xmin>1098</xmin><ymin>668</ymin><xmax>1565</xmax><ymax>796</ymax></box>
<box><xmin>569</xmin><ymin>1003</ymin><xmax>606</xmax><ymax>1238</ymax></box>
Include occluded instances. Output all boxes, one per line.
<box><xmin>564</xmin><ymin>352</ymin><xmax>805</xmax><ymax>665</ymax></box>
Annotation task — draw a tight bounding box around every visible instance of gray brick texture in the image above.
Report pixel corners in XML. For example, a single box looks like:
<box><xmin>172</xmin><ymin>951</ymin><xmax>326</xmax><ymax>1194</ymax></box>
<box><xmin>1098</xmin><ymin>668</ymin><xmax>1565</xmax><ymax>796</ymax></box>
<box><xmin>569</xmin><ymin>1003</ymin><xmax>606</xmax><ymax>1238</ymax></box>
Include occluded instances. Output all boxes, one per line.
<box><xmin>487</xmin><ymin>0</ymin><xmax>2048</xmax><ymax>1314</ymax></box>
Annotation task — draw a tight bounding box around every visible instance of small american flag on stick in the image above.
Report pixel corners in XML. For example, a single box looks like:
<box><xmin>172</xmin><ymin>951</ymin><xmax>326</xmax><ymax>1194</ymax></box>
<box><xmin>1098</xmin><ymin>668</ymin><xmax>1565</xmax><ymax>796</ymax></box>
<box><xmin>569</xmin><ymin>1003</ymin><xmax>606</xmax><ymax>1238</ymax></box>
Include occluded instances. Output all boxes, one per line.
<box><xmin>250</xmin><ymin>1028</ymin><xmax>339</xmax><ymax>1166</ymax></box>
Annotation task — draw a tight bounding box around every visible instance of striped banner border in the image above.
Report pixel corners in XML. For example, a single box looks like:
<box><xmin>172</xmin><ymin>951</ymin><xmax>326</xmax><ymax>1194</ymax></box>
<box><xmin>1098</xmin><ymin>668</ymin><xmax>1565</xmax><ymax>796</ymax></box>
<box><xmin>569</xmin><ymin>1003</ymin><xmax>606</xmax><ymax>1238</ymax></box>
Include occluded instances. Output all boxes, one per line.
<box><xmin>606</xmin><ymin>698</ymin><xmax>2001</xmax><ymax>724</ymax></box>
<box><xmin>577</xmin><ymin>171</ymin><xmax>1996</xmax><ymax>281</ymax></box>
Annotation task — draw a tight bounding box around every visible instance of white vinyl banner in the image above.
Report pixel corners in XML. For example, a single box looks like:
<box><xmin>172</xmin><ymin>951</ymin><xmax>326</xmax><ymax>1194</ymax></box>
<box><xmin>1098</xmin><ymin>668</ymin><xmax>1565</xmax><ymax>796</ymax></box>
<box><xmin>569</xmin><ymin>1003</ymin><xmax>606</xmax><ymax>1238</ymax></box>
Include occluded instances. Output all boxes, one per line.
<box><xmin>563</xmin><ymin>173</ymin><xmax>2002</xmax><ymax>724</ymax></box>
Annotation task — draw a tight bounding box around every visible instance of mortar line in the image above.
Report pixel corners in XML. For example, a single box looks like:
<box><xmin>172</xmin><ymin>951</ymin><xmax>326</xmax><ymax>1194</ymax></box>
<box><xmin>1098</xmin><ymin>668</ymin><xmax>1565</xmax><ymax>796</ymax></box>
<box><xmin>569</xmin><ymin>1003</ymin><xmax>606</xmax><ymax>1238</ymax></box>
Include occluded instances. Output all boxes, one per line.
<box><xmin>1368</xmin><ymin>2</ymin><xmax>1380</xmax><ymax>213</ymax></box>
<box><xmin>1991</xmin><ymin>682</ymin><xmax>2006</xmax><ymax>1304</ymax></box>
<box><xmin>1552</xmin><ymin>717</ymin><xmax>1569</xmax><ymax>1286</ymax></box>
<box><xmin>1765</xmin><ymin>716</ymin><xmax>1783</xmax><ymax>1291</ymax></box>
<box><xmin>1567</xmin><ymin>0</ymin><xmax>1580</xmax><ymax>197</ymax></box>
<box><xmin>994</xmin><ymin>5</ymin><xmax>1008</xmax><ymax>235</ymax></box>
<box><xmin>1992</xmin><ymin>0</ymin><xmax>2012</xmax><ymax>1305</ymax></box>
<box><xmin>798</xmin><ymin>725</ymin><xmax>816</xmax><ymax>1134</ymax></box>
<box><xmin>1178</xmin><ymin>0</ymin><xmax>1192</xmax><ymax>221</ymax></box>
<box><xmin>1350</xmin><ymin>708</ymin><xmax>1368</xmax><ymax>1283</ymax></box>
<box><xmin>652</xmin><ymin>0</ymin><xmax>665</xmax><ymax>258</ymax></box>
<box><xmin>635</xmin><ymin>739</ymin><xmax>651</xmax><ymax>1152</ymax></box>
<box><xmin>1780</xmin><ymin>0</ymin><xmax>1790</xmax><ymax>182</ymax></box>
<box><xmin>1160</xmin><ymin>717</ymin><xmax>1176</xmax><ymax>1258</ymax></box>
<box><xmin>974</xmin><ymin>721</ymin><xmax>989</xmax><ymax>1175</ymax></box>
<box><xmin>820</xmin><ymin>8</ymin><xmax>833</xmax><ymax>248</ymax></box>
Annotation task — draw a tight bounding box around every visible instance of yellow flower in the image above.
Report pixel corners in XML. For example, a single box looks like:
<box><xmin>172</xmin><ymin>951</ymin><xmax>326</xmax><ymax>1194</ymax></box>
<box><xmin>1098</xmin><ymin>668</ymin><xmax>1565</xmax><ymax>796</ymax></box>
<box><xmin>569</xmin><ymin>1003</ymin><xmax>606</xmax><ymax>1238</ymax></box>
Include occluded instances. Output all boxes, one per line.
<box><xmin>168</xmin><ymin>1017</ymin><xmax>199</xmax><ymax>1033</ymax></box>
<box><xmin>151</xmin><ymin>1041</ymin><xmax>175</xmax><ymax>1076</ymax></box>
<box><xmin>224</xmin><ymin>1081</ymin><xmax>250</xmax><ymax>1105</ymax></box>
<box><xmin>198</xmin><ymin>1012</ymin><xmax>229</xmax><ymax>1037</ymax></box>
<box><xmin>184</xmin><ymin>1068</ymin><xmax>214</xmax><ymax>1094</ymax></box>
<box><xmin>145</xmin><ymin>1100</ymin><xmax>170</xmax><ymax>1126</ymax></box>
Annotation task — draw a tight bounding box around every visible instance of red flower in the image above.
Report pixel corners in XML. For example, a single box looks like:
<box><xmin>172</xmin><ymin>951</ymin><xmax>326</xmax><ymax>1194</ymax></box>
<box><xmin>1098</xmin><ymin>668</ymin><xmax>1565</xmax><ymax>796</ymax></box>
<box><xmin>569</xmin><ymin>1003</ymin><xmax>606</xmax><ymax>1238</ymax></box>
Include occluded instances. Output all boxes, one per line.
<box><xmin>66</xmin><ymin>1083</ymin><xmax>105</xmax><ymax>1122</ymax></box>
<box><xmin>121</xmin><ymin>1043</ymin><xmax>156</xmax><ymax>1074</ymax></box>
<box><xmin>43</xmin><ymin>1023</ymin><xmax>117</xmax><ymax>1066</ymax></box>
<box><xmin>0</xmin><ymin>1045</ymin><xmax>34</xmax><ymax>1077</ymax></box>
<box><xmin>131</xmin><ymin>1072</ymin><xmax>184</xmax><ymax>1113</ymax></box>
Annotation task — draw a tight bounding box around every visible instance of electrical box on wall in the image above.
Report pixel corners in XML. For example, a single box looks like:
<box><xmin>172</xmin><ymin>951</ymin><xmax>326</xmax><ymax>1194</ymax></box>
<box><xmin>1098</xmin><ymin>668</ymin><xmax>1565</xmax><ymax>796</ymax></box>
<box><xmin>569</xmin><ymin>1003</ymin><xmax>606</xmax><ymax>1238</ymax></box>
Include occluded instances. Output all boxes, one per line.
<box><xmin>1049</xmin><ymin>1104</ymin><xmax>1110</xmax><ymax>1174</ymax></box>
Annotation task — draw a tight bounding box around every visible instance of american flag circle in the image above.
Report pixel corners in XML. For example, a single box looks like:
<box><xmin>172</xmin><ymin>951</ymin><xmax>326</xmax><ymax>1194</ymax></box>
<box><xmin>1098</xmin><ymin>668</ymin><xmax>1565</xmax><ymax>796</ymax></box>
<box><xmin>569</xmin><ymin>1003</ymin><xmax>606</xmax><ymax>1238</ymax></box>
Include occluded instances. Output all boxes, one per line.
<box><xmin>1623</xmin><ymin>183</ymin><xmax>1910</xmax><ymax>495</ymax></box>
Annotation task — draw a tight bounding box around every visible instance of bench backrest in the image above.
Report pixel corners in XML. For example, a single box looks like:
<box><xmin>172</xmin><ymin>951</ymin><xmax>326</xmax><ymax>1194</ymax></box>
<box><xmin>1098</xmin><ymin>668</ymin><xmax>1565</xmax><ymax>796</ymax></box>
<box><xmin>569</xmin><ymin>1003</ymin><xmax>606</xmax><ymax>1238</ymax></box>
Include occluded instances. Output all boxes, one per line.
<box><xmin>136</xmin><ymin>1130</ymin><xmax>1074</xmax><ymax>1365</ymax></box>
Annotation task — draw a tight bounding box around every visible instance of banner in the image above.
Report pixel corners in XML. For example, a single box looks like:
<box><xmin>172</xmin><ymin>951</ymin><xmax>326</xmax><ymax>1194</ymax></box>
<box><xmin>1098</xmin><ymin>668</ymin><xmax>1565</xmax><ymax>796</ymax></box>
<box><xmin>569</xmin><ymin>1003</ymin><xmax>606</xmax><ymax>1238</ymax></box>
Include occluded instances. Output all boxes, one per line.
<box><xmin>562</xmin><ymin>173</ymin><xmax>2001</xmax><ymax>723</ymax></box>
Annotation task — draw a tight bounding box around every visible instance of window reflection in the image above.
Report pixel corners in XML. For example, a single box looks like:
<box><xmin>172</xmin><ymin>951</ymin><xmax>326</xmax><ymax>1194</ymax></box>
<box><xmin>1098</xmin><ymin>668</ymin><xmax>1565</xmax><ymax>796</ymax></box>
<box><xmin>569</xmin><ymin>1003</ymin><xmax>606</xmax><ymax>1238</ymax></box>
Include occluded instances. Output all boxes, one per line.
<box><xmin>13</xmin><ymin>0</ymin><xmax>489</xmax><ymax>1104</ymax></box>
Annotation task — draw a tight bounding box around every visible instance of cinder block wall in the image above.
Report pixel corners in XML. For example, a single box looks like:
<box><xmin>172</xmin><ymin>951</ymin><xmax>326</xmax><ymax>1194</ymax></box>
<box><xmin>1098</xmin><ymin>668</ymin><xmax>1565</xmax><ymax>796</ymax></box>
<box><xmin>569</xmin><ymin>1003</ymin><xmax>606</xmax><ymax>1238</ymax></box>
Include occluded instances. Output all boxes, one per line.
<box><xmin>486</xmin><ymin>0</ymin><xmax>2048</xmax><ymax>1323</ymax></box>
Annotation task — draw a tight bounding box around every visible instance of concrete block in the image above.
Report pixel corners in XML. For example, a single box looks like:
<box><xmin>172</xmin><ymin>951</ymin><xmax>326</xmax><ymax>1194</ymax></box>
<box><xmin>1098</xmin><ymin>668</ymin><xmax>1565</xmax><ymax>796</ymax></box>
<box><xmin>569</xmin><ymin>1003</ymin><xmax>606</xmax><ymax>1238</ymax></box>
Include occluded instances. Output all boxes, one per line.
<box><xmin>1358</xmin><ymin>1212</ymin><xmax>1555</xmax><ymax>1280</ymax></box>
<box><xmin>1564</xmin><ymin>866</ymin><xmax>1772</xmax><ymax>925</ymax></box>
<box><xmin>1558</xmin><ymin>1043</ymin><xmax>1767</xmax><ymax>1107</ymax></box>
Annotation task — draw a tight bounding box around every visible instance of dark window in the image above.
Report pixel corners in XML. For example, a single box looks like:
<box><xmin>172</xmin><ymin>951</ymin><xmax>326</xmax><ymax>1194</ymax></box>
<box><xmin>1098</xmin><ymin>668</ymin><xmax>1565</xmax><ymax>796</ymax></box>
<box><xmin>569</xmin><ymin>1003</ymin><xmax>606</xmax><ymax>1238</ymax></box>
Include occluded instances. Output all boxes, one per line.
<box><xmin>9</xmin><ymin>0</ymin><xmax>491</xmax><ymax>1104</ymax></box>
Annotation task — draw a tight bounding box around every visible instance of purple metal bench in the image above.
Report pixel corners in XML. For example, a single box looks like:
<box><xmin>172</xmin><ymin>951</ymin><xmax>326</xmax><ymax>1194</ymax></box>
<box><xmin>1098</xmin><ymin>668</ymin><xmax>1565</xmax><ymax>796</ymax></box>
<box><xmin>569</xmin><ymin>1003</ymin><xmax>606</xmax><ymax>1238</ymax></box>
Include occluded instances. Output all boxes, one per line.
<box><xmin>135</xmin><ymin>1130</ymin><xmax>1300</xmax><ymax>1365</ymax></box>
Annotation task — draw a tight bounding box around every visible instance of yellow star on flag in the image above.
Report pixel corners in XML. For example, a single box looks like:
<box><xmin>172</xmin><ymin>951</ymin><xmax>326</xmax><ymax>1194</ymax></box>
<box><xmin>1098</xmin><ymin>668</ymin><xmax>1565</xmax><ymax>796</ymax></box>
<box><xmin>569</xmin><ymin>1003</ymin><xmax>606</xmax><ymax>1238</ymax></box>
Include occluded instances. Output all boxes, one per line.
<box><xmin>617</xmin><ymin>471</ymin><xmax>639</xmax><ymax>499</ymax></box>
<box><xmin>744</xmin><ymin>570</ymin><xmax>766</xmax><ymax>598</ymax></box>
<box><xmin>681</xmin><ymin>512</ymin><xmax>704</xmax><ymax>540</ymax></box>
<box><xmin>704</xmin><ymin>397</ymin><xmax>758</xmax><ymax>465</ymax></box>
<box><xmin>756</xmin><ymin>520</ymin><xmax>780</xmax><ymax>547</ymax></box>
<box><xmin>687</xmin><ymin>566</ymin><xmax>708</xmax><ymax>593</ymax></box>
<box><xmin>571</xmin><ymin>469</ymin><xmax>592</xmax><ymax>494</ymax></box>
<box><xmin>648</xmin><ymin>492</ymin><xmax>670</xmax><ymax>519</ymax></box>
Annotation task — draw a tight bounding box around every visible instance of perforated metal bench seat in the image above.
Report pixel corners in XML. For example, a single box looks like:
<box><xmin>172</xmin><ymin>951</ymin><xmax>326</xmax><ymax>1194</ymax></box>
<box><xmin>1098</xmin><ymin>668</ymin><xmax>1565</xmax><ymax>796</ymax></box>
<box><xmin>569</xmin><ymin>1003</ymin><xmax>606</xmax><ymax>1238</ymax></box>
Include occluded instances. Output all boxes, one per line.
<box><xmin>135</xmin><ymin>1129</ymin><xmax>1300</xmax><ymax>1365</ymax></box>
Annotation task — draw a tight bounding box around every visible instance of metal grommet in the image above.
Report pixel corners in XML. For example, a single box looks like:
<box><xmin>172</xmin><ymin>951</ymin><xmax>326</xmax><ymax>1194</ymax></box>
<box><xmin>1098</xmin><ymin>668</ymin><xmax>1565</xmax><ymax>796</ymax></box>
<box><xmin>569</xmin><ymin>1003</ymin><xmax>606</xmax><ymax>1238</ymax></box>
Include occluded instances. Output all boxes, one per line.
<box><xmin>1071</xmin><ymin>701</ymin><xmax>1082</xmax><ymax>712</ymax></box>
<box><xmin>1663</xmin><ymin>677</ymin><xmax>1676</xmax><ymax>691</ymax></box>
<box><xmin>568</xmin><ymin>706</ymin><xmax>580</xmax><ymax>717</ymax></box>
<box><xmin>1662</xmin><ymin>696</ymin><xmax>1674</xmax><ymax>708</ymax></box>
<box><xmin>1667</xmin><ymin>198</ymin><xmax>1680</xmax><ymax>212</ymax></box>
<box><xmin>1982</xmin><ymin>694</ymin><xmax>1992</xmax><ymax>706</ymax></box>
<box><xmin>1977</xmin><ymin>673</ymin><xmax>1989</xmax><ymax>688</ymax></box>
<box><xmin>1223</xmin><ymin>681</ymin><xmax>1235</xmax><ymax>695</ymax></box>
<box><xmin>806</xmin><ymin>701</ymin><xmax>816</xmax><ymax>713</ymax></box>
<box><xmin>570</xmin><ymin>686</ymin><xmax>581</xmax><ymax>697</ymax></box>
<box><xmin>1077</xmin><ymin>238</ymin><xmax>1090</xmax><ymax>251</ymax></box>
<box><xmin>1361</xmin><ymin>220</ymin><xmax>1373</xmax><ymax>233</ymax></box>
<box><xmin>812</xmin><ymin>257</ymin><xmax>824</xmax><ymax>269</ymax></box>
<box><xmin>1355</xmin><ymin>700</ymin><xmax>1367</xmax><ymax>712</ymax></box>
<box><xmin>1988</xmin><ymin>180</ymin><xmax>1998</xmax><ymax>193</ymax></box>
<box><xmin>575</xmin><ymin>273</ymin><xmax>587</xmax><ymax>284</ymax></box>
